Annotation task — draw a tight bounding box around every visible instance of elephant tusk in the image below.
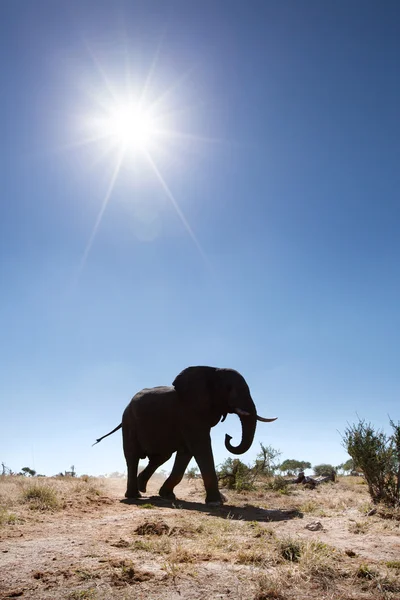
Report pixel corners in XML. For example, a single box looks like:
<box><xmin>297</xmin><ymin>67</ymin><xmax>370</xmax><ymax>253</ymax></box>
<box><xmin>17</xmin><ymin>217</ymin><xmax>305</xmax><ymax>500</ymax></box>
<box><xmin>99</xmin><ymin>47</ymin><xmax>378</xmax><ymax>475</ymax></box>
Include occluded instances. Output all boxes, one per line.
<box><xmin>220</xmin><ymin>413</ymin><xmax>227</xmax><ymax>423</ymax></box>
<box><xmin>257</xmin><ymin>415</ymin><xmax>278</xmax><ymax>422</ymax></box>
<box><xmin>234</xmin><ymin>408</ymin><xmax>251</xmax><ymax>417</ymax></box>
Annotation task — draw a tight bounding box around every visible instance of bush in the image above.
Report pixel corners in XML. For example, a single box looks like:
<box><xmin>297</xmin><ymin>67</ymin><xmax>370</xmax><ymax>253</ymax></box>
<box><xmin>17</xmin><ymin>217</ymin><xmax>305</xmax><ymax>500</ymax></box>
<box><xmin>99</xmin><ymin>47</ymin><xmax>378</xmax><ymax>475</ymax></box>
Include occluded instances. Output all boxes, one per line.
<box><xmin>265</xmin><ymin>475</ymin><xmax>290</xmax><ymax>493</ymax></box>
<box><xmin>217</xmin><ymin>458</ymin><xmax>256</xmax><ymax>491</ymax></box>
<box><xmin>342</xmin><ymin>418</ymin><xmax>400</xmax><ymax>506</ymax></box>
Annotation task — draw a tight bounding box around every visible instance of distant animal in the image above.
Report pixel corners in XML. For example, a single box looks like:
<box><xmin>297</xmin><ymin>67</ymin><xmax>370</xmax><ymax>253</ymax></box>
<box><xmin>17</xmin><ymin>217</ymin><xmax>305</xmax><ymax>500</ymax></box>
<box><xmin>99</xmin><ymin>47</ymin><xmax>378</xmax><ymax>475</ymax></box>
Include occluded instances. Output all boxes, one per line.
<box><xmin>94</xmin><ymin>365</ymin><xmax>277</xmax><ymax>506</ymax></box>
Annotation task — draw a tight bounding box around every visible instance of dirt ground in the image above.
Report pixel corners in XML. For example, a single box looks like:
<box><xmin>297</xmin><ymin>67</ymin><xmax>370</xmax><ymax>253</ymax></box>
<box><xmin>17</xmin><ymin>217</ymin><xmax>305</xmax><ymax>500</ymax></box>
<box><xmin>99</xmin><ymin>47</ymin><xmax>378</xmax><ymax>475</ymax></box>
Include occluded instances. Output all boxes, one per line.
<box><xmin>1</xmin><ymin>475</ymin><xmax>400</xmax><ymax>599</ymax></box>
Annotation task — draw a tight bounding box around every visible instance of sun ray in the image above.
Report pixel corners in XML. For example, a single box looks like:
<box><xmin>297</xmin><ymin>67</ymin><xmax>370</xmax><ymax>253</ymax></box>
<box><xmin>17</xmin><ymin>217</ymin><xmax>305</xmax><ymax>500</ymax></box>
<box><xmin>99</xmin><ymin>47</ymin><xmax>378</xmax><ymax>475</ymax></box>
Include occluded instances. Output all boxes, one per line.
<box><xmin>143</xmin><ymin>150</ymin><xmax>211</xmax><ymax>269</ymax></box>
<box><xmin>145</xmin><ymin>66</ymin><xmax>195</xmax><ymax>115</ymax></box>
<box><xmin>83</xmin><ymin>40</ymin><xmax>119</xmax><ymax>106</ymax></box>
<box><xmin>76</xmin><ymin>147</ymin><xmax>126</xmax><ymax>279</ymax></box>
<box><xmin>139</xmin><ymin>33</ymin><xmax>165</xmax><ymax>112</ymax></box>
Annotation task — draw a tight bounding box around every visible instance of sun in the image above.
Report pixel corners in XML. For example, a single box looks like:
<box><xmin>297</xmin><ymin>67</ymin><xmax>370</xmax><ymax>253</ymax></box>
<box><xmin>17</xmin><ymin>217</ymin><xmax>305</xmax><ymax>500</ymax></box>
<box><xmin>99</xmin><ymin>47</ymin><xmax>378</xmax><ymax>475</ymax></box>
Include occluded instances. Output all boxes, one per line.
<box><xmin>100</xmin><ymin>102</ymin><xmax>157</xmax><ymax>152</ymax></box>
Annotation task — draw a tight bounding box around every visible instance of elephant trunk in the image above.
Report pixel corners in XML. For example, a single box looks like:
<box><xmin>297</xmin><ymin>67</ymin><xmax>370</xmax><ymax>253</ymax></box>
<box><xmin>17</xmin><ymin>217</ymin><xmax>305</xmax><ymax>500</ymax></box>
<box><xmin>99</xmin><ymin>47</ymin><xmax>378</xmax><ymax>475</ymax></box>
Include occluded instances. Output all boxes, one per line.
<box><xmin>224</xmin><ymin>410</ymin><xmax>257</xmax><ymax>455</ymax></box>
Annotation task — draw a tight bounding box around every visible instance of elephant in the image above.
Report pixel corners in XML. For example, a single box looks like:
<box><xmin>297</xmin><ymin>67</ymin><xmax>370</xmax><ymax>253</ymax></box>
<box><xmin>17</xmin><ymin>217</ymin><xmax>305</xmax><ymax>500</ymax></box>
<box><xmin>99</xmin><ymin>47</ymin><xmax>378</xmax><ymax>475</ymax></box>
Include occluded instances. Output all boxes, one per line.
<box><xmin>93</xmin><ymin>365</ymin><xmax>277</xmax><ymax>506</ymax></box>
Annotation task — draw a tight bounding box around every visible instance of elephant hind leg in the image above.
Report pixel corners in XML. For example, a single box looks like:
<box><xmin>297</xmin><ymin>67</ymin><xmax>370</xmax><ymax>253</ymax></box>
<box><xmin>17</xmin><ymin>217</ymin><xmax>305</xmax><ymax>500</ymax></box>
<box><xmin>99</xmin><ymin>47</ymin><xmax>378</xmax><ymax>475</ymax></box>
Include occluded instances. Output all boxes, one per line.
<box><xmin>137</xmin><ymin>454</ymin><xmax>172</xmax><ymax>493</ymax></box>
<box><xmin>123</xmin><ymin>429</ymin><xmax>141</xmax><ymax>499</ymax></box>
<box><xmin>159</xmin><ymin>450</ymin><xmax>192</xmax><ymax>500</ymax></box>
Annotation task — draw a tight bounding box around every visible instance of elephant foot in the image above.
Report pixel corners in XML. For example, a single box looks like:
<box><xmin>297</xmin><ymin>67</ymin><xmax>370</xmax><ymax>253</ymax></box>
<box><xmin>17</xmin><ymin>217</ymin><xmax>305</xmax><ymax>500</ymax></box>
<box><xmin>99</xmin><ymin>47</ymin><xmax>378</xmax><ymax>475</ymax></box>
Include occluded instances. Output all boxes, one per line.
<box><xmin>205</xmin><ymin>492</ymin><xmax>227</xmax><ymax>507</ymax></box>
<box><xmin>159</xmin><ymin>488</ymin><xmax>176</xmax><ymax>501</ymax></box>
<box><xmin>125</xmin><ymin>490</ymin><xmax>142</xmax><ymax>499</ymax></box>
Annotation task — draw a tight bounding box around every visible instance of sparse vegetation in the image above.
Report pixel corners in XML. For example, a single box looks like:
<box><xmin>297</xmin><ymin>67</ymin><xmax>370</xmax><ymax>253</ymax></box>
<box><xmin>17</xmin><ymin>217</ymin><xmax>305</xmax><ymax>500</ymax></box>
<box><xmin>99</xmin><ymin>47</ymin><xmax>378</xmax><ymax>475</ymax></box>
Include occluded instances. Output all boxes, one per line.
<box><xmin>264</xmin><ymin>475</ymin><xmax>291</xmax><ymax>494</ymax></box>
<box><xmin>217</xmin><ymin>444</ymin><xmax>282</xmax><ymax>491</ymax></box>
<box><xmin>217</xmin><ymin>457</ymin><xmax>256</xmax><ymax>491</ymax></box>
<box><xmin>342</xmin><ymin>417</ymin><xmax>400</xmax><ymax>506</ymax></box>
<box><xmin>348</xmin><ymin>519</ymin><xmax>370</xmax><ymax>534</ymax></box>
<box><xmin>1</xmin><ymin>466</ymin><xmax>400</xmax><ymax>599</ymax></box>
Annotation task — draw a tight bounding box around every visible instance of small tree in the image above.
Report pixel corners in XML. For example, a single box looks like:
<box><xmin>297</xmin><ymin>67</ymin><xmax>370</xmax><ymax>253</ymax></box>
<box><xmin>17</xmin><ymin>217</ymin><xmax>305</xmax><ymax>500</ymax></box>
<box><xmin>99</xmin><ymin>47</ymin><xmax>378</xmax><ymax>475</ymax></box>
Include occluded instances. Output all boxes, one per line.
<box><xmin>21</xmin><ymin>467</ymin><xmax>36</xmax><ymax>477</ymax></box>
<box><xmin>254</xmin><ymin>443</ymin><xmax>282</xmax><ymax>477</ymax></box>
<box><xmin>342</xmin><ymin>418</ymin><xmax>400</xmax><ymax>506</ymax></box>
<box><xmin>313</xmin><ymin>464</ymin><xmax>336</xmax><ymax>477</ymax></box>
<box><xmin>1</xmin><ymin>463</ymin><xmax>14</xmax><ymax>476</ymax></box>
<box><xmin>279</xmin><ymin>459</ymin><xmax>311</xmax><ymax>476</ymax></box>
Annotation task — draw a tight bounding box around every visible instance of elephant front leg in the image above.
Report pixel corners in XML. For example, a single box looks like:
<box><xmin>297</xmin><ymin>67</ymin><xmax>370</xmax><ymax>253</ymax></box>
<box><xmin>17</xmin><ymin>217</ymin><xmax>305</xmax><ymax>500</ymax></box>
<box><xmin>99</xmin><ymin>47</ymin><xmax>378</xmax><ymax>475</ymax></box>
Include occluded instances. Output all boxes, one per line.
<box><xmin>159</xmin><ymin>450</ymin><xmax>192</xmax><ymax>500</ymax></box>
<box><xmin>190</xmin><ymin>434</ymin><xmax>224</xmax><ymax>506</ymax></box>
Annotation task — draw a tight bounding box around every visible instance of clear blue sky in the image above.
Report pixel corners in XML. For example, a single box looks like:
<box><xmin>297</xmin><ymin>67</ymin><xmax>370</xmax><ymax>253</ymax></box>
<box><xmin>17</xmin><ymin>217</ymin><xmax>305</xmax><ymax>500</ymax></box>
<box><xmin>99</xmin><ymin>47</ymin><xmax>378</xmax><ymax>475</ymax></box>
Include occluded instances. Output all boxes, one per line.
<box><xmin>1</xmin><ymin>1</ymin><xmax>399</xmax><ymax>477</ymax></box>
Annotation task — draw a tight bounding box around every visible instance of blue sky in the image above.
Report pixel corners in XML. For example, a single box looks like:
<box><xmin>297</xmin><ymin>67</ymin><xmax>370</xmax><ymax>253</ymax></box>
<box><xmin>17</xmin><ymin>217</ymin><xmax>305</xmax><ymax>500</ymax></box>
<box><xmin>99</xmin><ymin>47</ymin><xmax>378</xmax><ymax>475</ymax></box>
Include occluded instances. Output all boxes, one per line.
<box><xmin>1</xmin><ymin>1</ymin><xmax>399</xmax><ymax>478</ymax></box>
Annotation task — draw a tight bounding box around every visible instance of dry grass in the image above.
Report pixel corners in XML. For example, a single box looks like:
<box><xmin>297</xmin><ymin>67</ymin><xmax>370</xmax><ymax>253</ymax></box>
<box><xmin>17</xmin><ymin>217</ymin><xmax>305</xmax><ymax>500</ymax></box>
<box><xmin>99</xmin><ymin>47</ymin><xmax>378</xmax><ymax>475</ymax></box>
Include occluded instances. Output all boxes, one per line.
<box><xmin>348</xmin><ymin>519</ymin><xmax>370</xmax><ymax>534</ymax></box>
<box><xmin>0</xmin><ymin>474</ymin><xmax>106</xmax><ymax>518</ymax></box>
<box><xmin>21</xmin><ymin>482</ymin><xmax>60</xmax><ymax>510</ymax></box>
<box><xmin>1</xmin><ymin>475</ymin><xmax>400</xmax><ymax>599</ymax></box>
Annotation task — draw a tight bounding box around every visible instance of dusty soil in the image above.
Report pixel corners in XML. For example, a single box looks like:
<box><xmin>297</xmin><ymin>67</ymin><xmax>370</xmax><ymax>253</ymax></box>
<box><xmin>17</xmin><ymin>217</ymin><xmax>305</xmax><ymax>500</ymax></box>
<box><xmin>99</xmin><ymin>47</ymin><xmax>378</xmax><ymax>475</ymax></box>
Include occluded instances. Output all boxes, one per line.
<box><xmin>1</xmin><ymin>476</ymin><xmax>400</xmax><ymax>599</ymax></box>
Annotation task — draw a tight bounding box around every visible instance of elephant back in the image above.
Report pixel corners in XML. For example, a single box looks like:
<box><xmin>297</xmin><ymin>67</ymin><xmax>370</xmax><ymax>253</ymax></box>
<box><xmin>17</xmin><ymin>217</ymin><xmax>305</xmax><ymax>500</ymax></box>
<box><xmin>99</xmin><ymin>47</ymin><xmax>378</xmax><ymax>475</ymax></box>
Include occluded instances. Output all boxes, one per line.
<box><xmin>172</xmin><ymin>366</ymin><xmax>217</xmax><ymax>393</ymax></box>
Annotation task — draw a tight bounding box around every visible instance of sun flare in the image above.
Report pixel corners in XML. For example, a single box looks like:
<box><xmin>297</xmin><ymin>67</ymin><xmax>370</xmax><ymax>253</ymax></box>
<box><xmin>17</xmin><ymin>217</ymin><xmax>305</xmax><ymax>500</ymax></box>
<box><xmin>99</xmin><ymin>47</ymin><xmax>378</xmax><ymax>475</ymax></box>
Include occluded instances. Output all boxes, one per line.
<box><xmin>100</xmin><ymin>103</ymin><xmax>157</xmax><ymax>152</ymax></box>
<box><xmin>70</xmin><ymin>48</ymin><xmax>217</xmax><ymax>278</ymax></box>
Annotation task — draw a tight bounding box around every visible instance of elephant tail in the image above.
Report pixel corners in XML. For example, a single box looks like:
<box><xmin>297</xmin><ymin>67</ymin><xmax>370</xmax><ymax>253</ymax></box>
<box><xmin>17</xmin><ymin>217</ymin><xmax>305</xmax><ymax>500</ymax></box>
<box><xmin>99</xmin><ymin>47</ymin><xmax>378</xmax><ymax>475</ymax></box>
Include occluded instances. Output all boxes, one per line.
<box><xmin>92</xmin><ymin>423</ymin><xmax>122</xmax><ymax>446</ymax></box>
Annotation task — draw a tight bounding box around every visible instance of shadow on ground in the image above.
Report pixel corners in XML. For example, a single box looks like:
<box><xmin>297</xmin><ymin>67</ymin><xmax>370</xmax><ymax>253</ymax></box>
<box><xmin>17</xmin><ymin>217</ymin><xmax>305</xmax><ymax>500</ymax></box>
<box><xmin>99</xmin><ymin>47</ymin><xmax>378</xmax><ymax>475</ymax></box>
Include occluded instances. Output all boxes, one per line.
<box><xmin>120</xmin><ymin>496</ymin><xmax>303</xmax><ymax>522</ymax></box>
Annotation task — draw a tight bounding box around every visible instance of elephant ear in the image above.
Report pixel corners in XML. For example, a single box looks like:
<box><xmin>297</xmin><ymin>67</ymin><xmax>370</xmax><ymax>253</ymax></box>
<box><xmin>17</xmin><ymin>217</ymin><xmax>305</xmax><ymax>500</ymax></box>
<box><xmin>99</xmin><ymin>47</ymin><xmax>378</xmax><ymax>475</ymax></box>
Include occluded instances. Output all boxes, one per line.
<box><xmin>173</xmin><ymin>366</ymin><xmax>226</xmax><ymax>425</ymax></box>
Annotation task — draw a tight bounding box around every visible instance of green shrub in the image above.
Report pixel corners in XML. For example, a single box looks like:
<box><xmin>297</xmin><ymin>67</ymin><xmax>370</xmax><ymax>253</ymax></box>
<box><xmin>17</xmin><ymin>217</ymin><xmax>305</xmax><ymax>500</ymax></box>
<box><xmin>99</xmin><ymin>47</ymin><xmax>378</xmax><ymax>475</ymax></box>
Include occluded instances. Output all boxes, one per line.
<box><xmin>342</xmin><ymin>418</ymin><xmax>400</xmax><ymax>506</ymax></box>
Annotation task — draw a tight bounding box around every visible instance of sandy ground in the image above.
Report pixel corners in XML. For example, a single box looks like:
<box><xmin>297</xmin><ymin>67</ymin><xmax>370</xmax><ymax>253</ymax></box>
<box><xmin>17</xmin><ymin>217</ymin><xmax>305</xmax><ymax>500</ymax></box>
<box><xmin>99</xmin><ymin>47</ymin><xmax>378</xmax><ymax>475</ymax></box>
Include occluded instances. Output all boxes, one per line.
<box><xmin>1</xmin><ymin>476</ymin><xmax>400</xmax><ymax>600</ymax></box>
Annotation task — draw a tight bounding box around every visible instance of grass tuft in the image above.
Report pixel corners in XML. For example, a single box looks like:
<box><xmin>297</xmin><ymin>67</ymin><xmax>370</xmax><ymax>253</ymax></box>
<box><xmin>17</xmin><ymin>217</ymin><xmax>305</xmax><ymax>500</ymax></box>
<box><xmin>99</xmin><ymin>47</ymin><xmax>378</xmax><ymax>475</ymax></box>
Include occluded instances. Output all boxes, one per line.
<box><xmin>348</xmin><ymin>520</ymin><xmax>369</xmax><ymax>534</ymax></box>
<box><xmin>278</xmin><ymin>538</ymin><xmax>302</xmax><ymax>562</ymax></box>
<box><xmin>0</xmin><ymin>508</ymin><xmax>18</xmax><ymax>525</ymax></box>
<box><xmin>21</xmin><ymin>483</ymin><xmax>59</xmax><ymax>510</ymax></box>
